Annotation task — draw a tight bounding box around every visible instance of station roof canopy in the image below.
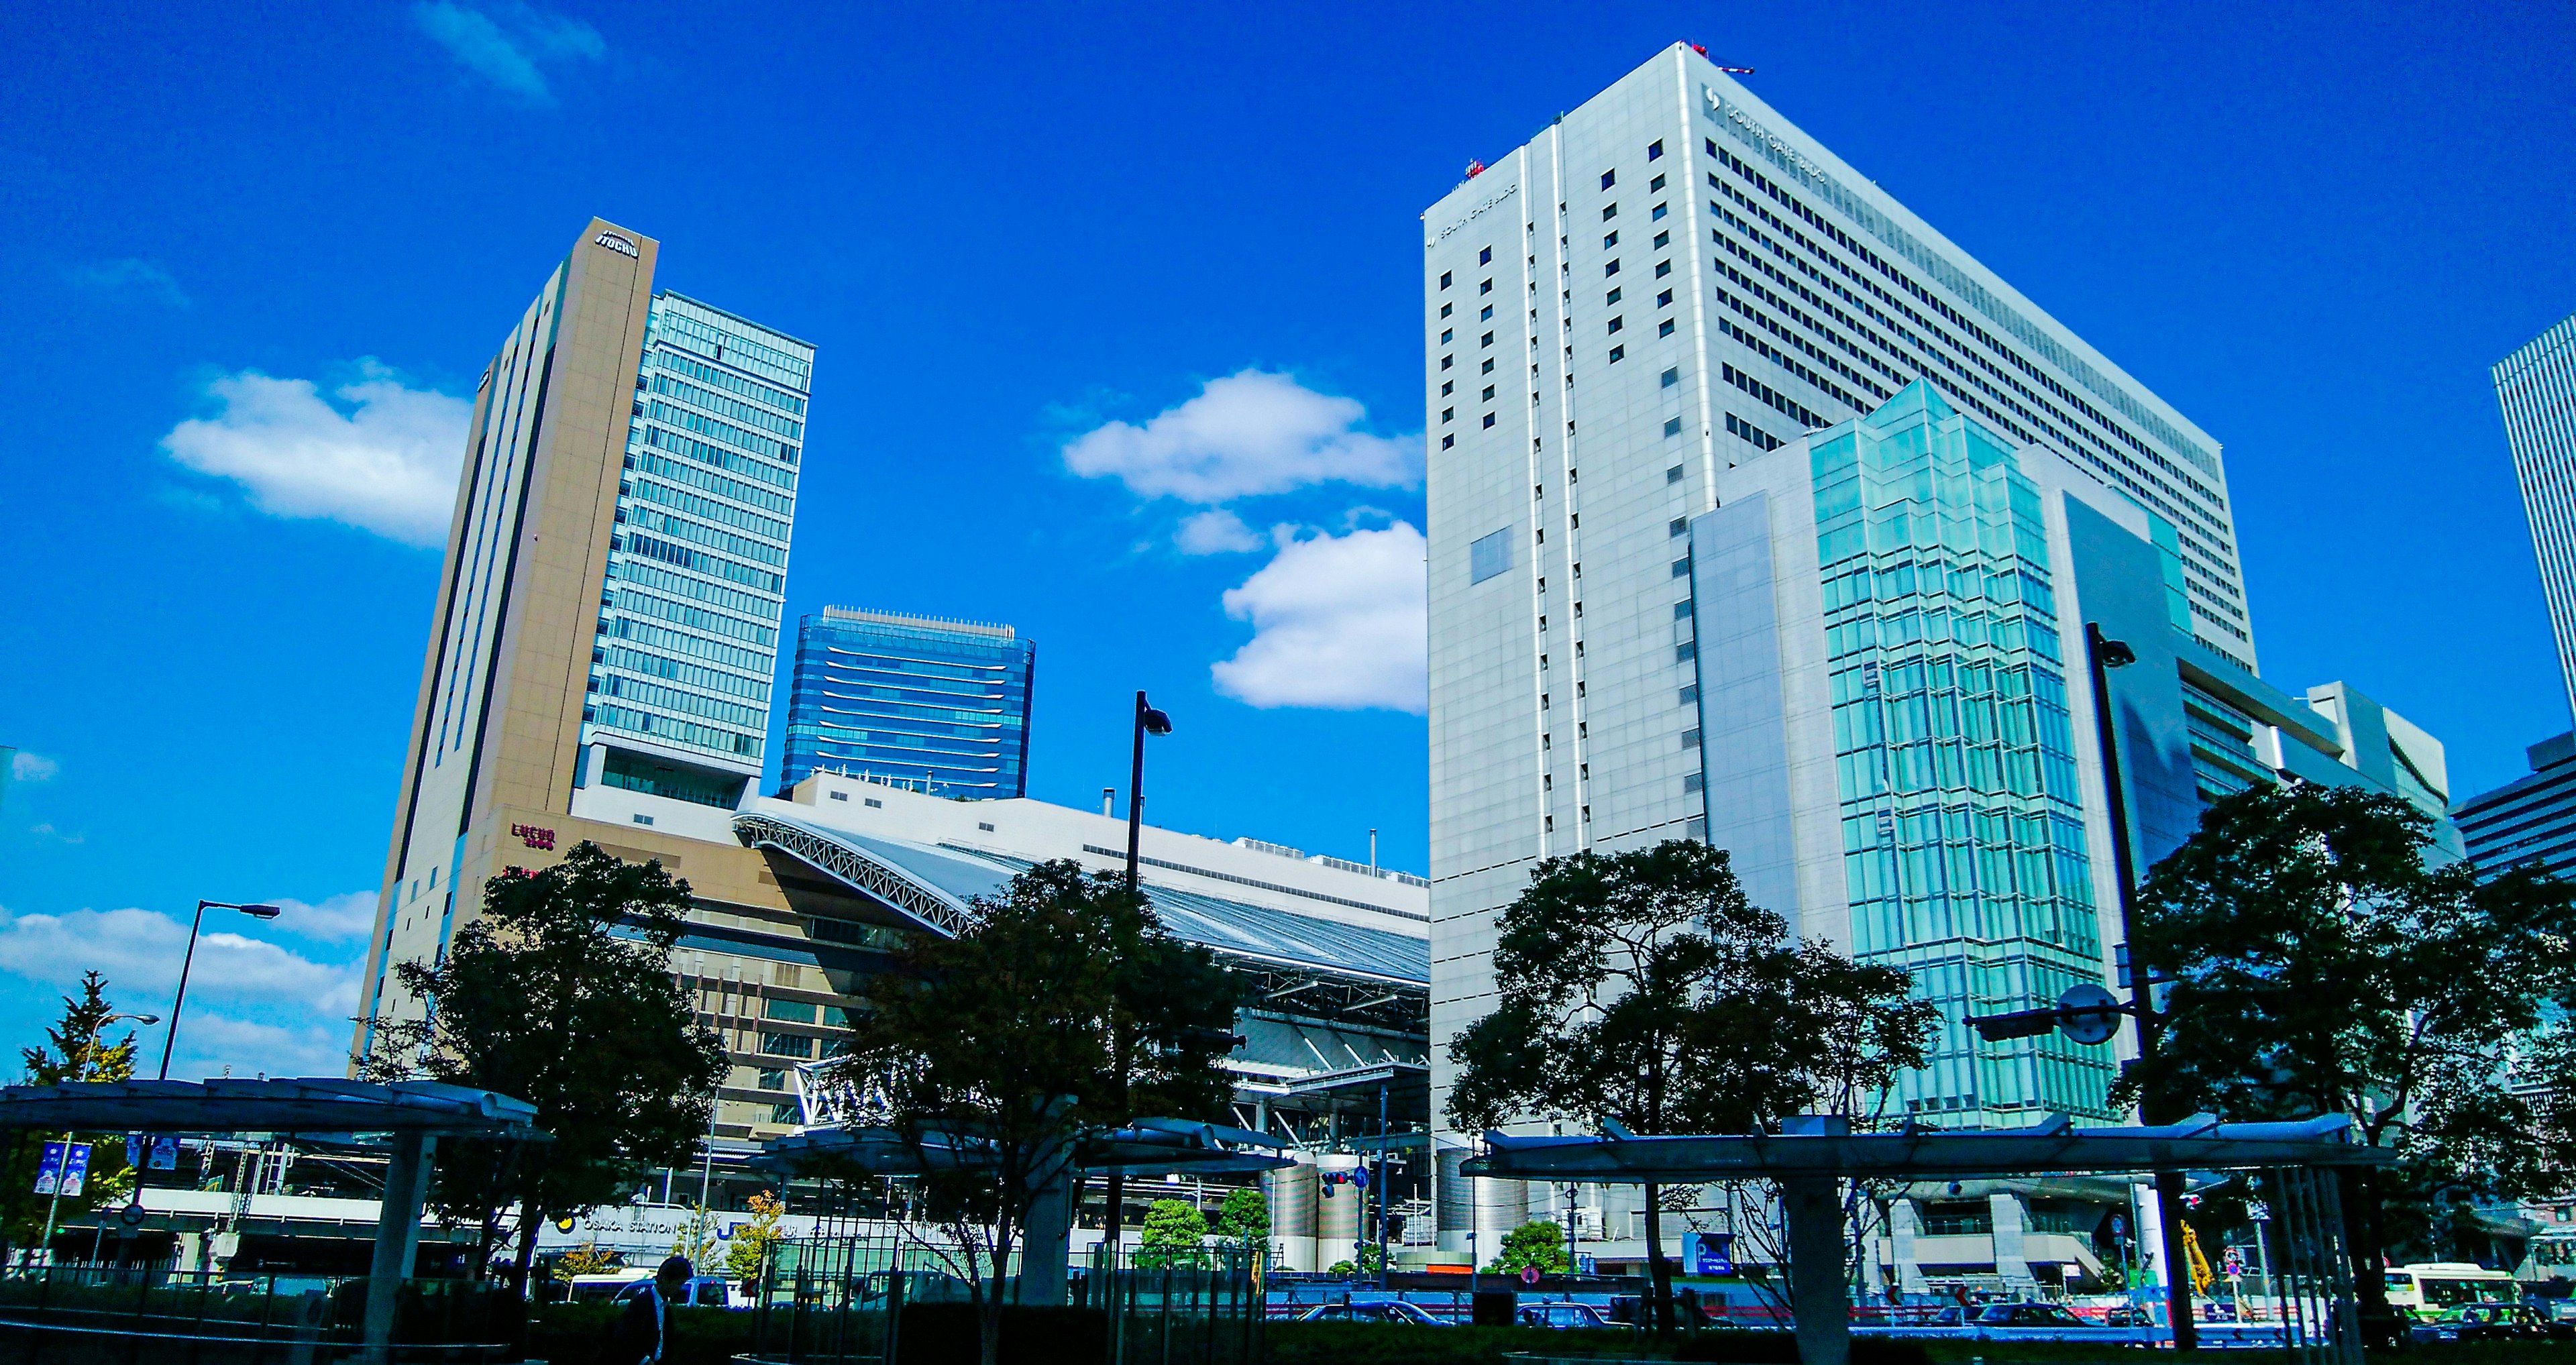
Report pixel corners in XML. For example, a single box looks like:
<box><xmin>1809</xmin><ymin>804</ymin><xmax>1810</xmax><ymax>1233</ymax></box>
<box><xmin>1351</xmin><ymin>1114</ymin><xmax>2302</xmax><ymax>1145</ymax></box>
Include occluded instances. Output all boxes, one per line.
<box><xmin>1462</xmin><ymin>1113</ymin><xmax>2394</xmax><ymax>1183</ymax></box>
<box><xmin>733</xmin><ymin>812</ymin><xmax>1428</xmax><ymax>1022</ymax></box>
<box><xmin>762</xmin><ymin>1117</ymin><xmax>1294</xmax><ymax>1178</ymax></box>
<box><xmin>0</xmin><ymin>1078</ymin><xmax>545</xmax><ymax>1138</ymax></box>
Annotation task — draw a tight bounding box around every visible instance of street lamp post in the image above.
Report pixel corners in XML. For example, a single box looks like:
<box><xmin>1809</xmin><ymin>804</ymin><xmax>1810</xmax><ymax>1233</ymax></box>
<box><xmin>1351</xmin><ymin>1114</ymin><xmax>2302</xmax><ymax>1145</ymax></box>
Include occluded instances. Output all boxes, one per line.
<box><xmin>38</xmin><ymin>1009</ymin><xmax>158</xmax><ymax>1265</ymax></box>
<box><xmin>1102</xmin><ymin>692</ymin><xmax>1173</xmax><ymax>1264</ymax></box>
<box><xmin>159</xmin><ymin>901</ymin><xmax>280</xmax><ymax>1081</ymax></box>
<box><xmin>1124</xmin><ymin>692</ymin><xmax>1173</xmax><ymax>892</ymax></box>
<box><xmin>2084</xmin><ymin>624</ymin><xmax>2198</xmax><ymax>1352</ymax></box>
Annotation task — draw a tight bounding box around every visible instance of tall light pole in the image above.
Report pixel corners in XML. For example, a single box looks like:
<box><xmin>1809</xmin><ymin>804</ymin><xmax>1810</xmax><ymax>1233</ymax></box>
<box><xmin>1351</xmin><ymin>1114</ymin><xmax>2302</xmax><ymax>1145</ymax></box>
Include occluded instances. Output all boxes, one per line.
<box><xmin>159</xmin><ymin>901</ymin><xmax>280</xmax><ymax>1081</ymax></box>
<box><xmin>1100</xmin><ymin>692</ymin><xmax>1173</xmax><ymax>1264</ymax></box>
<box><xmin>2084</xmin><ymin>624</ymin><xmax>2197</xmax><ymax>1352</ymax></box>
<box><xmin>39</xmin><ymin>1009</ymin><xmax>157</xmax><ymax>1265</ymax></box>
<box><xmin>1124</xmin><ymin>692</ymin><xmax>1172</xmax><ymax>891</ymax></box>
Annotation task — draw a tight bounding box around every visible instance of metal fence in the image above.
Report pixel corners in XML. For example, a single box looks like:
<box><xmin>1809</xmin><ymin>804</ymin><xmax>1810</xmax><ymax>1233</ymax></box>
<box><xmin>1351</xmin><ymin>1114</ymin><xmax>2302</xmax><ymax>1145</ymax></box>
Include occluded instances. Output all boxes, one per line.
<box><xmin>737</xmin><ymin>1233</ymin><xmax>1263</xmax><ymax>1365</ymax></box>
<box><xmin>0</xmin><ymin>1266</ymin><xmax>515</xmax><ymax>1364</ymax></box>
<box><xmin>1076</xmin><ymin>1244</ymin><xmax>1263</xmax><ymax>1365</ymax></box>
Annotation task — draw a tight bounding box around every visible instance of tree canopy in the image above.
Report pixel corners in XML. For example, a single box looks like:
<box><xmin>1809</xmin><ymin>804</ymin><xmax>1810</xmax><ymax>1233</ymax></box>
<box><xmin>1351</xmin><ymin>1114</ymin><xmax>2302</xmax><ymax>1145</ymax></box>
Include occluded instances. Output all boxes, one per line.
<box><xmin>359</xmin><ymin>841</ymin><xmax>727</xmax><ymax>1287</ymax></box>
<box><xmin>2118</xmin><ymin>783</ymin><xmax>2576</xmax><ymax>1266</ymax></box>
<box><xmin>3</xmin><ymin>972</ymin><xmax>143</xmax><ymax>1252</ymax></box>
<box><xmin>1489</xmin><ymin>1220</ymin><xmax>1569</xmax><ymax>1275</ymax></box>
<box><xmin>1137</xmin><ymin>1197</ymin><xmax>1210</xmax><ymax>1268</ymax></box>
<box><xmin>829</xmin><ymin>859</ymin><xmax>1238</xmax><ymax>1365</ymax></box>
<box><xmin>1447</xmin><ymin>839</ymin><xmax>1935</xmax><ymax>1331</ymax></box>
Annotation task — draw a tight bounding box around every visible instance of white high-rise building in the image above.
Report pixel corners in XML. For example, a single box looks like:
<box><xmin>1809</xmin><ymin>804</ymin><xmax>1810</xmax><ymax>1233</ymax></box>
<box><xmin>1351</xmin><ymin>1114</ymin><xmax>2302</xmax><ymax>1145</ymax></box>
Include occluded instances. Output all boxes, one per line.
<box><xmin>2496</xmin><ymin>311</ymin><xmax>2576</xmax><ymax>724</ymax></box>
<box><xmin>1421</xmin><ymin>46</ymin><xmax>2253</xmax><ymax>1230</ymax></box>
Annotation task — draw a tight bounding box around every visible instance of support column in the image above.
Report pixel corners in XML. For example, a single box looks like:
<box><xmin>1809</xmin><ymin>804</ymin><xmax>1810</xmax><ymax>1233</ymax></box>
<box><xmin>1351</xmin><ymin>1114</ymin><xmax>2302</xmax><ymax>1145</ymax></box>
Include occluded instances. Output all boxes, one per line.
<box><xmin>365</xmin><ymin>1131</ymin><xmax>434</xmax><ymax>1365</ymax></box>
<box><xmin>1782</xmin><ymin>1175</ymin><xmax>1849</xmax><ymax>1365</ymax></box>
<box><xmin>1890</xmin><ymin>1198</ymin><xmax>1926</xmax><ymax>1297</ymax></box>
<box><xmin>1020</xmin><ymin>1154</ymin><xmax>1074</xmax><ymax>1307</ymax></box>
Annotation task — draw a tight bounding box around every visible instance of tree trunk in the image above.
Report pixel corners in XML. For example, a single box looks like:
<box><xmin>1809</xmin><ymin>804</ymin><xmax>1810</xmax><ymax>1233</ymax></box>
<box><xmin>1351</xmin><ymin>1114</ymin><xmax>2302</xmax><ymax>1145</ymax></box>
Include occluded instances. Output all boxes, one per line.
<box><xmin>980</xmin><ymin>1215</ymin><xmax>1013</xmax><ymax>1365</ymax></box>
<box><xmin>2343</xmin><ymin>1168</ymin><xmax>2398</xmax><ymax>1347</ymax></box>
<box><xmin>1643</xmin><ymin>1181</ymin><xmax>1676</xmax><ymax>1335</ymax></box>
<box><xmin>510</xmin><ymin>1193</ymin><xmax>541</xmax><ymax>1297</ymax></box>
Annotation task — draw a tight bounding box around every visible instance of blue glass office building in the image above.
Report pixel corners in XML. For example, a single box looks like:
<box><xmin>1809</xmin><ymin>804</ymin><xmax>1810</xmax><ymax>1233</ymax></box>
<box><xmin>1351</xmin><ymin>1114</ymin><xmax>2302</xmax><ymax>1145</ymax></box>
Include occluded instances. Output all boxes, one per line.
<box><xmin>781</xmin><ymin>608</ymin><xmax>1034</xmax><ymax>798</ymax></box>
<box><xmin>584</xmin><ymin>293</ymin><xmax>812</xmax><ymax>807</ymax></box>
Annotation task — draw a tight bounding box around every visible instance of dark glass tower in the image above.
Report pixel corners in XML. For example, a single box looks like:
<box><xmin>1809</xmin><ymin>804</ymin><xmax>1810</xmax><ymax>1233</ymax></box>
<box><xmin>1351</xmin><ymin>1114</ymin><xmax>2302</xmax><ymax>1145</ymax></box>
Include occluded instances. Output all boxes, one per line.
<box><xmin>780</xmin><ymin>607</ymin><xmax>1034</xmax><ymax>798</ymax></box>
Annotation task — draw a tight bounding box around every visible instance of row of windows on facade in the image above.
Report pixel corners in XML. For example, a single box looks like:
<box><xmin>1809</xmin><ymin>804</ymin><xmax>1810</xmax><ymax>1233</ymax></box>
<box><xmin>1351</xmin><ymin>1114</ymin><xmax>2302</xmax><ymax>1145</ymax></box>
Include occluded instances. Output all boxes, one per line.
<box><xmin>1701</xmin><ymin>153</ymin><xmax>2244</xmax><ymax>618</ymax></box>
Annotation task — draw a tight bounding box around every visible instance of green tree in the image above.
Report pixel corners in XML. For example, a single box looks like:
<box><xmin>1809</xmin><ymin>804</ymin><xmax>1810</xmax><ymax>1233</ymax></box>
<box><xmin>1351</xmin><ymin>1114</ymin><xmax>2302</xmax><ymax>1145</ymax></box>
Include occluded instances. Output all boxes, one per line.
<box><xmin>1212</xmin><ymin>1186</ymin><xmax>1269</xmax><ymax>1255</ymax></box>
<box><xmin>358</xmin><ymin>842</ymin><xmax>727</xmax><ymax>1292</ymax></box>
<box><xmin>724</xmin><ymin>1189</ymin><xmax>788</xmax><ymax>1282</ymax></box>
<box><xmin>2114</xmin><ymin>784</ymin><xmax>2576</xmax><ymax>1317</ymax></box>
<box><xmin>830</xmin><ymin>860</ymin><xmax>1238</xmax><ymax>1365</ymax></box>
<box><xmin>1326</xmin><ymin>1243</ymin><xmax>1388</xmax><ymax>1276</ymax></box>
<box><xmin>1136</xmin><ymin>1197</ymin><xmax>1210</xmax><ymax>1268</ymax></box>
<box><xmin>3</xmin><ymin>972</ymin><xmax>143</xmax><ymax>1255</ymax></box>
<box><xmin>1489</xmin><ymin>1220</ymin><xmax>1569</xmax><ymax>1275</ymax></box>
<box><xmin>1446</xmin><ymin>840</ymin><xmax>1935</xmax><ymax>1333</ymax></box>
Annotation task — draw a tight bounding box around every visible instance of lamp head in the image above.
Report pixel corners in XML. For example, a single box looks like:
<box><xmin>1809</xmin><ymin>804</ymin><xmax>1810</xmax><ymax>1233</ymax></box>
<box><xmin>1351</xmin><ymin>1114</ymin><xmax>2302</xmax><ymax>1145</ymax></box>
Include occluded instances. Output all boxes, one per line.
<box><xmin>239</xmin><ymin>904</ymin><xmax>282</xmax><ymax>920</ymax></box>
<box><xmin>129</xmin><ymin>1014</ymin><xmax>161</xmax><ymax>1026</ymax></box>
<box><xmin>2088</xmin><ymin>627</ymin><xmax>2137</xmax><ymax>670</ymax></box>
<box><xmin>1140</xmin><ymin>704</ymin><xmax>1173</xmax><ymax>737</ymax></box>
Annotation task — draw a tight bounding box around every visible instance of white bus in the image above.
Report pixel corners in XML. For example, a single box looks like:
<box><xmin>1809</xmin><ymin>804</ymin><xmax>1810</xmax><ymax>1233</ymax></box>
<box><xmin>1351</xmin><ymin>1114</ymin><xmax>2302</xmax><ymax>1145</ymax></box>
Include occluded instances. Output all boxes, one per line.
<box><xmin>2385</xmin><ymin>1262</ymin><xmax>2518</xmax><ymax>1318</ymax></box>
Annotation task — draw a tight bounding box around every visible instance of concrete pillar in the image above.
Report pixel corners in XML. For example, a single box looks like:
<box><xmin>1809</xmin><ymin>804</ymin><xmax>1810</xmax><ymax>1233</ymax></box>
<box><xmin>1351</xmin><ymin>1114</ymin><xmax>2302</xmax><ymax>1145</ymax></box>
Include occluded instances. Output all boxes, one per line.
<box><xmin>1990</xmin><ymin>1192</ymin><xmax>2037</xmax><ymax>1296</ymax></box>
<box><xmin>1018</xmin><ymin>1155</ymin><xmax>1073</xmax><ymax>1306</ymax></box>
<box><xmin>1890</xmin><ymin>1197</ymin><xmax>1927</xmax><ymax>1297</ymax></box>
<box><xmin>364</xmin><ymin>1131</ymin><xmax>434</xmax><ymax>1365</ymax></box>
<box><xmin>1782</xmin><ymin>1175</ymin><xmax>1849</xmax><ymax>1365</ymax></box>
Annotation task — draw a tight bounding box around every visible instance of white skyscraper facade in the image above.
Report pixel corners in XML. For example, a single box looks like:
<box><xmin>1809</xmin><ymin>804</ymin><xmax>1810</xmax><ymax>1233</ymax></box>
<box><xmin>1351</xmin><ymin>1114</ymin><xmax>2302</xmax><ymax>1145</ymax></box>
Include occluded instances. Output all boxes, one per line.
<box><xmin>1422</xmin><ymin>48</ymin><xmax>2251</xmax><ymax>1179</ymax></box>
<box><xmin>2496</xmin><ymin>311</ymin><xmax>2576</xmax><ymax>725</ymax></box>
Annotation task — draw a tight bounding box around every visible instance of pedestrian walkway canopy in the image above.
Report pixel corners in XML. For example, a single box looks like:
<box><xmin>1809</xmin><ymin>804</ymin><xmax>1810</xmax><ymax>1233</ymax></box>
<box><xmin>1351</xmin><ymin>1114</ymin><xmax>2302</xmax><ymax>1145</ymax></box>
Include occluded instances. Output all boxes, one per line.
<box><xmin>0</xmin><ymin>1077</ymin><xmax>542</xmax><ymax>1137</ymax></box>
<box><xmin>761</xmin><ymin>1116</ymin><xmax>1293</xmax><ymax>1179</ymax></box>
<box><xmin>1463</xmin><ymin>1112</ymin><xmax>2392</xmax><ymax>1181</ymax></box>
<box><xmin>1464</xmin><ymin>1113</ymin><xmax>2387</xmax><ymax>1365</ymax></box>
<box><xmin>1</xmin><ymin>1077</ymin><xmax>543</xmax><ymax>1364</ymax></box>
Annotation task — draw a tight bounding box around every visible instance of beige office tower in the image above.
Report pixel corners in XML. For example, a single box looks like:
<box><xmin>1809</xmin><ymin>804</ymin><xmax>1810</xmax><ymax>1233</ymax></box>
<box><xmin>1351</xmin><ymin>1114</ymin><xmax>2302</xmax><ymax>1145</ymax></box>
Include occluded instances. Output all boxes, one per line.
<box><xmin>354</xmin><ymin>219</ymin><xmax>830</xmax><ymax>1136</ymax></box>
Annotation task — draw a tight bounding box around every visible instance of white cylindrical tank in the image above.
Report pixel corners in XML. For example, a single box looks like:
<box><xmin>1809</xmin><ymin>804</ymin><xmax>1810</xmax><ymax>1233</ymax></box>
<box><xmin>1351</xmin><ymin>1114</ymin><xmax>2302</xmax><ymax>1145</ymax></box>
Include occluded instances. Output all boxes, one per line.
<box><xmin>1263</xmin><ymin>1153</ymin><xmax>1318</xmax><ymax>1272</ymax></box>
<box><xmin>1436</xmin><ymin>1146</ymin><xmax>1529</xmax><ymax>1258</ymax></box>
<box><xmin>1315</xmin><ymin>1153</ymin><xmax>1363</xmax><ymax>1266</ymax></box>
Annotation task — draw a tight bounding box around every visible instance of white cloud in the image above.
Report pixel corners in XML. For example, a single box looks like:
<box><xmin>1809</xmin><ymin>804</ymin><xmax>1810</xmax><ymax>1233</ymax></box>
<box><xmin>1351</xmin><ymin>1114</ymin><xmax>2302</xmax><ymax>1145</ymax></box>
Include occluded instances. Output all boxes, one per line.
<box><xmin>164</xmin><ymin>1012</ymin><xmax>353</xmax><ymax>1083</ymax></box>
<box><xmin>412</xmin><ymin>1</ymin><xmax>603</xmax><ymax>103</ymax></box>
<box><xmin>1212</xmin><ymin>522</ymin><xmax>1428</xmax><ymax>713</ymax></box>
<box><xmin>65</xmin><ymin>258</ymin><xmax>187</xmax><ymax>308</ymax></box>
<box><xmin>268</xmin><ymin>891</ymin><xmax>378</xmax><ymax>943</ymax></box>
<box><xmin>0</xmin><ymin>906</ymin><xmax>360</xmax><ymax>1018</ymax></box>
<box><xmin>1174</xmin><ymin>509</ymin><xmax>1266</xmax><ymax>555</ymax></box>
<box><xmin>11</xmin><ymin>752</ymin><xmax>58</xmax><ymax>783</ymax></box>
<box><xmin>1063</xmin><ymin>370</ymin><xmax>1419</xmax><ymax>504</ymax></box>
<box><xmin>162</xmin><ymin>362</ymin><xmax>468</xmax><ymax>546</ymax></box>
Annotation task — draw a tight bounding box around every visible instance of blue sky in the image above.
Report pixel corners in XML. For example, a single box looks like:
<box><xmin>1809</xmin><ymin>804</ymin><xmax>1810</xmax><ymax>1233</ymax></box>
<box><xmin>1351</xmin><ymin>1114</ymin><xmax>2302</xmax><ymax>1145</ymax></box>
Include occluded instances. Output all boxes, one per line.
<box><xmin>3</xmin><ymin>1</ymin><xmax>2571</xmax><ymax>1079</ymax></box>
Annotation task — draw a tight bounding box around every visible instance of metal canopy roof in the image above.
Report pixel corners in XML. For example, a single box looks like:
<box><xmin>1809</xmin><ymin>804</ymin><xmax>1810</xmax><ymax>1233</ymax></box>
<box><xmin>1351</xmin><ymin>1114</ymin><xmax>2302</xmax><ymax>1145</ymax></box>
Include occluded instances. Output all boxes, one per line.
<box><xmin>0</xmin><ymin>1078</ymin><xmax>544</xmax><ymax>1138</ymax></box>
<box><xmin>761</xmin><ymin>1116</ymin><xmax>1293</xmax><ymax>1178</ymax></box>
<box><xmin>733</xmin><ymin>813</ymin><xmax>1429</xmax><ymax>997</ymax></box>
<box><xmin>1462</xmin><ymin>1114</ymin><xmax>2392</xmax><ymax>1182</ymax></box>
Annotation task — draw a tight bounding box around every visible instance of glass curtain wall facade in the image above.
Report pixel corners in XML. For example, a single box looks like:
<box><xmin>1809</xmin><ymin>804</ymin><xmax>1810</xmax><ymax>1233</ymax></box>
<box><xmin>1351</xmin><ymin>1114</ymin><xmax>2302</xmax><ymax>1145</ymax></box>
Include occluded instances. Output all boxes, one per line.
<box><xmin>2496</xmin><ymin>311</ymin><xmax>2576</xmax><ymax>725</ymax></box>
<box><xmin>1813</xmin><ymin>383</ymin><xmax>2111</xmax><ymax>1121</ymax></box>
<box><xmin>586</xmin><ymin>293</ymin><xmax>813</xmax><ymax>802</ymax></box>
<box><xmin>781</xmin><ymin>607</ymin><xmax>1034</xmax><ymax>799</ymax></box>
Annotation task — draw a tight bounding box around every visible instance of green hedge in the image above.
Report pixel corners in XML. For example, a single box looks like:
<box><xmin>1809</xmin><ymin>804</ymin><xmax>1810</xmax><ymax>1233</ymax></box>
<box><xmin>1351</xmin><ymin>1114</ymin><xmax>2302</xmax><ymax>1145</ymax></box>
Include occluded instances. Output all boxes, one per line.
<box><xmin>527</xmin><ymin>1301</ymin><xmax>754</xmax><ymax>1365</ymax></box>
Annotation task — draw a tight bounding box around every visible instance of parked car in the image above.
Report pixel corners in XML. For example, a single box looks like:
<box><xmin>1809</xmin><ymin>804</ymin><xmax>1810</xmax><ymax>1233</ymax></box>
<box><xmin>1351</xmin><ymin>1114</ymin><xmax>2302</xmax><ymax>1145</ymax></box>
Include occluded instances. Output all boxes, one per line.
<box><xmin>1295</xmin><ymin>1301</ymin><xmax>1451</xmax><ymax>1327</ymax></box>
<box><xmin>2411</xmin><ymin>1304</ymin><xmax>2574</xmax><ymax>1343</ymax></box>
<box><xmin>1518</xmin><ymin>1302</ymin><xmax>1627</xmax><ymax>1331</ymax></box>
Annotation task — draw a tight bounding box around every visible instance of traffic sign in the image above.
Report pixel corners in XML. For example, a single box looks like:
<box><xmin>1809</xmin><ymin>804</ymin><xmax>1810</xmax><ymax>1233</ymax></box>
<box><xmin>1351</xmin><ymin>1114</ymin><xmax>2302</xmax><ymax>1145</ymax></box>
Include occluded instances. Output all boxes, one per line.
<box><xmin>1521</xmin><ymin>1264</ymin><xmax>1541</xmax><ymax>1286</ymax></box>
<box><xmin>2057</xmin><ymin>983</ymin><xmax>2122</xmax><ymax>1046</ymax></box>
